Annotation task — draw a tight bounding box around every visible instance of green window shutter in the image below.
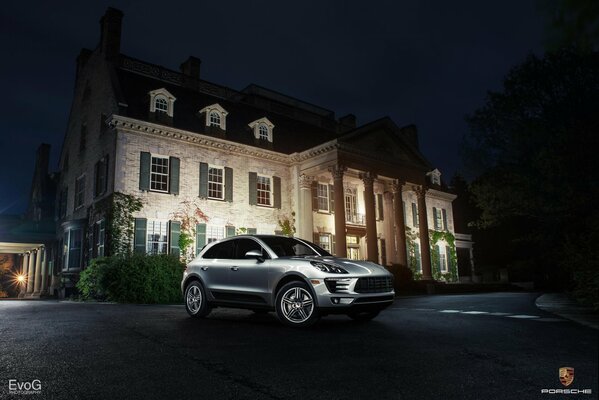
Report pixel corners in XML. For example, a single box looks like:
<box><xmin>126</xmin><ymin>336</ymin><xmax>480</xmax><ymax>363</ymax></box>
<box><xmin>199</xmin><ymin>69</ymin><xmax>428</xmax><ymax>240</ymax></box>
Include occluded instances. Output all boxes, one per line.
<box><xmin>169</xmin><ymin>157</ymin><xmax>180</xmax><ymax>195</ymax></box>
<box><xmin>134</xmin><ymin>218</ymin><xmax>147</xmax><ymax>254</ymax></box>
<box><xmin>139</xmin><ymin>152</ymin><xmax>151</xmax><ymax>190</ymax></box>
<box><xmin>329</xmin><ymin>184</ymin><xmax>334</xmax><ymax>214</ymax></box>
<box><xmin>442</xmin><ymin>208</ymin><xmax>448</xmax><ymax>231</ymax></box>
<box><xmin>433</xmin><ymin>207</ymin><xmax>439</xmax><ymax>230</ymax></box>
<box><xmin>199</xmin><ymin>162</ymin><xmax>208</xmax><ymax>198</ymax></box>
<box><xmin>273</xmin><ymin>176</ymin><xmax>281</xmax><ymax>209</ymax></box>
<box><xmin>311</xmin><ymin>181</ymin><xmax>318</xmax><ymax>210</ymax></box>
<box><xmin>226</xmin><ymin>226</ymin><xmax>236</xmax><ymax>237</ymax></box>
<box><xmin>446</xmin><ymin>245</ymin><xmax>452</xmax><ymax>269</ymax></box>
<box><xmin>313</xmin><ymin>232</ymin><xmax>319</xmax><ymax>243</ymax></box>
<box><xmin>414</xmin><ymin>242</ymin><xmax>421</xmax><ymax>271</ymax></box>
<box><xmin>224</xmin><ymin>167</ymin><xmax>233</xmax><ymax>202</ymax></box>
<box><xmin>433</xmin><ymin>245</ymin><xmax>441</xmax><ymax>273</ymax></box>
<box><xmin>169</xmin><ymin>221</ymin><xmax>181</xmax><ymax>257</ymax></box>
<box><xmin>248</xmin><ymin>172</ymin><xmax>257</xmax><ymax>205</ymax></box>
<box><xmin>103</xmin><ymin>154</ymin><xmax>109</xmax><ymax>194</ymax></box>
<box><xmin>377</xmin><ymin>194</ymin><xmax>384</xmax><ymax>220</ymax></box>
<box><xmin>247</xmin><ymin>228</ymin><xmax>257</xmax><ymax>235</ymax></box>
<box><xmin>196</xmin><ymin>223</ymin><xmax>206</xmax><ymax>256</ymax></box>
<box><xmin>412</xmin><ymin>203</ymin><xmax>418</xmax><ymax>226</ymax></box>
<box><xmin>331</xmin><ymin>234</ymin><xmax>336</xmax><ymax>255</ymax></box>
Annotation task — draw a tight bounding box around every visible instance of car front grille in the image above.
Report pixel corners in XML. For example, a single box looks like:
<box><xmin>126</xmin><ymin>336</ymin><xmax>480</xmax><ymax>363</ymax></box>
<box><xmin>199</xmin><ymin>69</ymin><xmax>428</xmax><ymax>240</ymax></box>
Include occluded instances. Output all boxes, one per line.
<box><xmin>325</xmin><ymin>279</ymin><xmax>352</xmax><ymax>293</ymax></box>
<box><xmin>354</xmin><ymin>277</ymin><xmax>393</xmax><ymax>293</ymax></box>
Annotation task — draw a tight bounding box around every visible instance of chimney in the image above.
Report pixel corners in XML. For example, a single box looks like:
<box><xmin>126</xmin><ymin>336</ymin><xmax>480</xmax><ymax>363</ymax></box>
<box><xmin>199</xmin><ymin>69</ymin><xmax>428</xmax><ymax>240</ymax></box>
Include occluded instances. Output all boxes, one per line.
<box><xmin>339</xmin><ymin>114</ymin><xmax>356</xmax><ymax>132</ymax></box>
<box><xmin>99</xmin><ymin>8</ymin><xmax>123</xmax><ymax>60</ymax></box>
<box><xmin>180</xmin><ymin>56</ymin><xmax>202</xmax><ymax>79</ymax></box>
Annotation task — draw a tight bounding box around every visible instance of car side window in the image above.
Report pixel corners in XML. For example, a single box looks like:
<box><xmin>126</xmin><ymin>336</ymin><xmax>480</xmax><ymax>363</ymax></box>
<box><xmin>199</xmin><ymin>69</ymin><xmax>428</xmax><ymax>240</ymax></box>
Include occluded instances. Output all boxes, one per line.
<box><xmin>234</xmin><ymin>239</ymin><xmax>268</xmax><ymax>260</ymax></box>
<box><xmin>202</xmin><ymin>241</ymin><xmax>235</xmax><ymax>259</ymax></box>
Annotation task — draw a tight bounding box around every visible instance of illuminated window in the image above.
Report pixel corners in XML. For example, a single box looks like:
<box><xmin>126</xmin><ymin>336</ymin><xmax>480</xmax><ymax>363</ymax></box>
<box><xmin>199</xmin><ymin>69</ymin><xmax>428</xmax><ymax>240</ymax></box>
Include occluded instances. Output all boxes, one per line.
<box><xmin>150</xmin><ymin>156</ymin><xmax>169</xmax><ymax>192</ymax></box>
<box><xmin>319</xmin><ymin>234</ymin><xmax>331</xmax><ymax>251</ymax></box>
<box><xmin>257</xmin><ymin>175</ymin><xmax>272</xmax><ymax>206</ymax></box>
<box><xmin>146</xmin><ymin>220</ymin><xmax>168</xmax><ymax>254</ymax></box>
<box><xmin>208</xmin><ymin>167</ymin><xmax>224</xmax><ymax>200</ymax></box>
<box><xmin>209</xmin><ymin>112</ymin><xmax>221</xmax><ymax>127</ymax></box>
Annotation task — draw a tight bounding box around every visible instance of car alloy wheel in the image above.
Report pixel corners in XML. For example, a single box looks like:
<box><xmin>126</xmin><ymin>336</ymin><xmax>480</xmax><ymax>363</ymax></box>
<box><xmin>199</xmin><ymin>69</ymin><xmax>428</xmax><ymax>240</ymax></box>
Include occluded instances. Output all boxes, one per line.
<box><xmin>276</xmin><ymin>282</ymin><xmax>319</xmax><ymax>327</ymax></box>
<box><xmin>185</xmin><ymin>281</ymin><xmax>211</xmax><ymax>318</ymax></box>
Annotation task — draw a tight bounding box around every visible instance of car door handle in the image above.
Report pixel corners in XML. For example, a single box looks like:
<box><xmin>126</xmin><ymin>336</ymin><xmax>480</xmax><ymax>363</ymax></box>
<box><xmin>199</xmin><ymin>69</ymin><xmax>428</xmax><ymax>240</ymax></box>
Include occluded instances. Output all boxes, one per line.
<box><xmin>231</xmin><ymin>266</ymin><xmax>239</xmax><ymax>271</ymax></box>
<box><xmin>201</xmin><ymin>267</ymin><xmax>208</xmax><ymax>271</ymax></box>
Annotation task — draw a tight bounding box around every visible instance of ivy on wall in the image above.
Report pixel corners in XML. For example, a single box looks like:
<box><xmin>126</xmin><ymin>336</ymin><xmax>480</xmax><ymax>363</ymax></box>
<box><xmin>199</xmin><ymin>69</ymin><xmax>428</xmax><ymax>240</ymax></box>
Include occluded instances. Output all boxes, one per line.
<box><xmin>278</xmin><ymin>212</ymin><xmax>296</xmax><ymax>236</ymax></box>
<box><xmin>405</xmin><ymin>226</ymin><xmax>458</xmax><ymax>282</ymax></box>
<box><xmin>170</xmin><ymin>199</ymin><xmax>210</xmax><ymax>262</ymax></box>
<box><xmin>108</xmin><ymin>193</ymin><xmax>144</xmax><ymax>257</ymax></box>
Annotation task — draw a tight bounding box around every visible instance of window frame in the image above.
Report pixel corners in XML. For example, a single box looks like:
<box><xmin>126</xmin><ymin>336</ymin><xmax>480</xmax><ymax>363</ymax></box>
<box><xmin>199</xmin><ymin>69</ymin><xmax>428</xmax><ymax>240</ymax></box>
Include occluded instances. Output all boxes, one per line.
<box><xmin>150</xmin><ymin>155</ymin><xmax>170</xmax><ymax>193</ymax></box>
<box><xmin>439</xmin><ymin>245</ymin><xmax>448</xmax><ymax>273</ymax></box>
<box><xmin>146</xmin><ymin>219</ymin><xmax>169</xmax><ymax>255</ymax></box>
<box><xmin>317</xmin><ymin>183</ymin><xmax>330</xmax><ymax>212</ymax></box>
<box><xmin>209</xmin><ymin>111</ymin><xmax>221</xmax><ymax>127</ymax></box>
<box><xmin>318</xmin><ymin>233</ymin><xmax>332</xmax><ymax>252</ymax></box>
<box><xmin>258</xmin><ymin>124</ymin><xmax>269</xmax><ymax>140</ymax></box>
<box><xmin>206</xmin><ymin>225</ymin><xmax>225</xmax><ymax>244</ymax></box>
<box><xmin>256</xmin><ymin>174</ymin><xmax>273</xmax><ymax>207</ymax></box>
<box><xmin>74</xmin><ymin>175</ymin><xmax>86</xmax><ymax>210</ymax></box>
<box><xmin>207</xmin><ymin>165</ymin><xmax>225</xmax><ymax>200</ymax></box>
<box><xmin>154</xmin><ymin>96</ymin><xmax>169</xmax><ymax>114</ymax></box>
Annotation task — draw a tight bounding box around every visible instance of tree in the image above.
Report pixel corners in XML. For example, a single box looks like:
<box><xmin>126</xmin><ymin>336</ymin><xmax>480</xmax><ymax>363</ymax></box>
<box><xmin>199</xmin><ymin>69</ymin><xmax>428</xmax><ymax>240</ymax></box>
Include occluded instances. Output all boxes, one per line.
<box><xmin>463</xmin><ymin>48</ymin><xmax>599</xmax><ymax>308</ymax></box>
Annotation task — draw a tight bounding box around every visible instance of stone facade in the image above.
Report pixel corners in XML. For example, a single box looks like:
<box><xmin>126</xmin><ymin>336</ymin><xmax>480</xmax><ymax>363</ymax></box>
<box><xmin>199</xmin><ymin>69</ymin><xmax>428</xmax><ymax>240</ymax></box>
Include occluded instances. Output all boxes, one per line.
<box><xmin>48</xmin><ymin>8</ymin><xmax>474</xmax><ymax>296</ymax></box>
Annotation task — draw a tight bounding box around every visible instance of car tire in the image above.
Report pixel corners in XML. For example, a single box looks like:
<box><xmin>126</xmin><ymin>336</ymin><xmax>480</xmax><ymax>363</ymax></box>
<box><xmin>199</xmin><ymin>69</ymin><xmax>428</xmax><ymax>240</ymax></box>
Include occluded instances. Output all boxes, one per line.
<box><xmin>185</xmin><ymin>281</ymin><xmax>211</xmax><ymax>318</ymax></box>
<box><xmin>275</xmin><ymin>281</ymin><xmax>319</xmax><ymax>328</ymax></box>
<box><xmin>348</xmin><ymin>310</ymin><xmax>380</xmax><ymax>322</ymax></box>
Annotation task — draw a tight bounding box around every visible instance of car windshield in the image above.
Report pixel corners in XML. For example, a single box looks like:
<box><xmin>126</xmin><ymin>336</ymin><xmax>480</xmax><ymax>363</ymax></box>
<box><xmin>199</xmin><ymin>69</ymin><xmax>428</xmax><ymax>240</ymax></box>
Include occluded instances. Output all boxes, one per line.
<box><xmin>260</xmin><ymin>237</ymin><xmax>332</xmax><ymax>257</ymax></box>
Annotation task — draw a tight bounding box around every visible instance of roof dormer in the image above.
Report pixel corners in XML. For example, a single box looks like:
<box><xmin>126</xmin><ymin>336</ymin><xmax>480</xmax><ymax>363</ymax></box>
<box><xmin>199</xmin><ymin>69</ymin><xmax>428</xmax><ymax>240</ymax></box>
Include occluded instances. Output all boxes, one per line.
<box><xmin>248</xmin><ymin>117</ymin><xmax>274</xmax><ymax>142</ymax></box>
<box><xmin>199</xmin><ymin>103</ymin><xmax>228</xmax><ymax>130</ymax></box>
<box><xmin>427</xmin><ymin>168</ymin><xmax>442</xmax><ymax>186</ymax></box>
<box><xmin>148</xmin><ymin>88</ymin><xmax>176</xmax><ymax>117</ymax></box>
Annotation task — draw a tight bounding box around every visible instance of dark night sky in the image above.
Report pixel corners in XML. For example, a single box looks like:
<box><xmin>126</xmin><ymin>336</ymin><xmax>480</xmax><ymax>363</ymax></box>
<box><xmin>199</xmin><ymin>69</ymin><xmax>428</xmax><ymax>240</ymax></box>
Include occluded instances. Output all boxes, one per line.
<box><xmin>0</xmin><ymin>1</ymin><xmax>546</xmax><ymax>214</ymax></box>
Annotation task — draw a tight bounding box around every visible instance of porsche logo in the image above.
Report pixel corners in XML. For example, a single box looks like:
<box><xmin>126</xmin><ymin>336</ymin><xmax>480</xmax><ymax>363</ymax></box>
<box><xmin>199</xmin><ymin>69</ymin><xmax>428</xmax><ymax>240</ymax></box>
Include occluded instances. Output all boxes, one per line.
<box><xmin>559</xmin><ymin>367</ymin><xmax>574</xmax><ymax>387</ymax></box>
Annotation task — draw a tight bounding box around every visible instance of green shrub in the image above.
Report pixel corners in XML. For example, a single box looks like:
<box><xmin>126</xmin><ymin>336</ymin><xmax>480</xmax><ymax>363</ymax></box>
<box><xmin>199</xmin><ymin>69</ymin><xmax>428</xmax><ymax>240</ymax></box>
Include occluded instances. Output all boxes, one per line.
<box><xmin>77</xmin><ymin>254</ymin><xmax>185</xmax><ymax>304</ymax></box>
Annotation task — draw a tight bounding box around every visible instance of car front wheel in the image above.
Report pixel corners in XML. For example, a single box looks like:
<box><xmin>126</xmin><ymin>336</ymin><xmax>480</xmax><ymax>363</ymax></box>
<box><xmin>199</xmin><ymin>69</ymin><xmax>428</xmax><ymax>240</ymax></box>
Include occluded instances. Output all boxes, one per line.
<box><xmin>185</xmin><ymin>281</ymin><xmax>211</xmax><ymax>318</ymax></box>
<box><xmin>275</xmin><ymin>281</ymin><xmax>319</xmax><ymax>328</ymax></box>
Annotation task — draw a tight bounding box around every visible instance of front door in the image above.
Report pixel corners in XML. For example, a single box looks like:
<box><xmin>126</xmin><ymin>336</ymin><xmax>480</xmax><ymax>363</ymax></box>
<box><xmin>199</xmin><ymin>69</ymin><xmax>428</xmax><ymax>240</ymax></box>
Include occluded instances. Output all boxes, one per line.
<box><xmin>348</xmin><ymin>247</ymin><xmax>360</xmax><ymax>260</ymax></box>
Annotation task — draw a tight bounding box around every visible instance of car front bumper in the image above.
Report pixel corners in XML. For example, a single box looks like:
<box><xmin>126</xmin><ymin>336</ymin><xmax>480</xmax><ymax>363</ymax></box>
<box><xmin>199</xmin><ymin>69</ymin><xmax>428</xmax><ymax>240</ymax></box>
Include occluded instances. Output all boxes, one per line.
<box><xmin>310</xmin><ymin>276</ymin><xmax>395</xmax><ymax>313</ymax></box>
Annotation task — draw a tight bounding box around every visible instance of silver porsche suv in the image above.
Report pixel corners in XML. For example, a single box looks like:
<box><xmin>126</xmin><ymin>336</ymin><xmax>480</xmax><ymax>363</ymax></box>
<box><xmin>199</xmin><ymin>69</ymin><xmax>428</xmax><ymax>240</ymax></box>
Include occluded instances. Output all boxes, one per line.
<box><xmin>181</xmin><ymin>235</ymin><xmax>395</xmax><ymax>327</ymax></box>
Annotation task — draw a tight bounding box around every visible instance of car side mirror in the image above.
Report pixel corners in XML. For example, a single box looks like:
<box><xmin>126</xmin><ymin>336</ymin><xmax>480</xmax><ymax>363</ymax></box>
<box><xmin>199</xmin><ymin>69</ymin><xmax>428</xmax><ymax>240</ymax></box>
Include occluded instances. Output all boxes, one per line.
<box><xmin>245</xmin><ymin>250</ymin><xmax>265</xmax><ymax>263</ymax></box>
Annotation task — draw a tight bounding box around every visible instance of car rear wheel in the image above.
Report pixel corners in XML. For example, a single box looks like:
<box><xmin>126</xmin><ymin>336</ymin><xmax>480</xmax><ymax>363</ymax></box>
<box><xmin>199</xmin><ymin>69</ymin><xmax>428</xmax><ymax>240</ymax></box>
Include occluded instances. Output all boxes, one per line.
<box><xmin>348</xmin><ymin>310</ymin><xmax>380</xmax><ymax>322</ymax></box>
<box><xmin>275</xmin><ymin>281</ymin><xmax>319</xmax><ymax>328</ymax></box>
<box><xmin>185</xmin><ymin>281</ymin><xmax>211</xmax><ymax>318</ymax></box>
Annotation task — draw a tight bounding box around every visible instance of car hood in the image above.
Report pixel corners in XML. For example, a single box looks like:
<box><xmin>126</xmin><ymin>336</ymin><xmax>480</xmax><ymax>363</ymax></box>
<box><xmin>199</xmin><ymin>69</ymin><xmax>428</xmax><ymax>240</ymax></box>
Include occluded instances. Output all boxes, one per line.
<box><xmin>290</xmin><ymin>256</ymin><xmax>391</xmax><ymax>276</ymax></box>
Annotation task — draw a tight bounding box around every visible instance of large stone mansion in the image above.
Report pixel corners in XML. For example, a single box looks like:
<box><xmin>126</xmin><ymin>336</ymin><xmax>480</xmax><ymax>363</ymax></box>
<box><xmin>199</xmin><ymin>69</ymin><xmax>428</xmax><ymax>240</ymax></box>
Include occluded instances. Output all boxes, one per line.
<box><xmin>3</xmin><ymin>8</ymin><xmax>474</xmax><ymax>298</ymax></box>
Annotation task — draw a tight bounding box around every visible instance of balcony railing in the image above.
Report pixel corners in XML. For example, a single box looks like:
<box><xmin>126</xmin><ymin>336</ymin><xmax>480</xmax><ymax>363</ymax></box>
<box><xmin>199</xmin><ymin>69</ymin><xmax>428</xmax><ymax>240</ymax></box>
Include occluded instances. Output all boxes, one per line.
<box><xmin>346</xmin><ymin>212</ymin><xmax>365</xmax><ymax>225</ymax></box>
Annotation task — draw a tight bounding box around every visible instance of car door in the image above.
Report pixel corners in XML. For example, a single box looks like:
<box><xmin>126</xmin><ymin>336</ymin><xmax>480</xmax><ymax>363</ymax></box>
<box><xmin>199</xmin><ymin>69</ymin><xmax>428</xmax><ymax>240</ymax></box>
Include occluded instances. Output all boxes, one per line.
<box><xmin>228</xmin><ymin>238</ymin><xmax>271</xmax><ymax>304</ymax></box>
<box><xmin>199</xmin><ymin>240</ymin><xmax>235</xmax><ymax>296</ymax></box>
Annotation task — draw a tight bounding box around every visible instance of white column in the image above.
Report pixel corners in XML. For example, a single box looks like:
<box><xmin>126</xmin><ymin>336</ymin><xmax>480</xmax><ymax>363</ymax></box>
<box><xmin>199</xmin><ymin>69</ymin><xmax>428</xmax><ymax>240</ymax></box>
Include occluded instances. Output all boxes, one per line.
<box><xmin>19</xmin><ymin>253</ymin><xmax>29</xmax><ymax>297</ymax></box>
<box><xmin>40</xmin><ymin>248</ymin><xmax>48</xmax><ymax>295</ymax></box>
<box><xmin>26</xmin><ymin>251</ymin><xmax>35</xmax><ymax>294</ymax></box>
<box><xmin>33</xmin><ymin>247</ymin><xmax>43</xmax><ymax>295</ymax></box>
<box><xmin>382</xmin><ymin>191</ymin><xmax>397</xmax><ymax>265</ymax></box>
<box><xmin>298</xmin><ymin>174</ymin><xmax>314</xmax><ymax>241</ymax></box>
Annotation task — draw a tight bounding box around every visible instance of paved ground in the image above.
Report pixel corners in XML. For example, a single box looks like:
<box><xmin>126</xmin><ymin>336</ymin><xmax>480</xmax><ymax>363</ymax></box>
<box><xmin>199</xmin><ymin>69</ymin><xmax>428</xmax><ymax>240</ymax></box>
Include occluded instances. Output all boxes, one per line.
<box><xmin>0</xmin><ymin>293</ymin><xmax>597</xmax><ymax>400</ymax></box>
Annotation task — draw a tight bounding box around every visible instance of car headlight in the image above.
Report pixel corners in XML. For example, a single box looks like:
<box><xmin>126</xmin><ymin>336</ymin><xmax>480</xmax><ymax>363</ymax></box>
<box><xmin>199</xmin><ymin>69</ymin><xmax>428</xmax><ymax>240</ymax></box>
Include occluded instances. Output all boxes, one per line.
<box><xmin>310</xmin><ymin>261</ymin><xmax>348</xmax><ymax>274</ymax></box>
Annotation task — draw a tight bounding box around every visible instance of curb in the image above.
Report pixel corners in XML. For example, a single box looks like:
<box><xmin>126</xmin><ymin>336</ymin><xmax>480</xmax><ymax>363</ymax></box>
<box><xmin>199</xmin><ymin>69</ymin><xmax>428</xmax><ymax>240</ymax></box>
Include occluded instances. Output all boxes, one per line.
<box><xmin>535</xmin><ymin>293</ymin><xmax>599</xmax><ymax>330</ymax></box>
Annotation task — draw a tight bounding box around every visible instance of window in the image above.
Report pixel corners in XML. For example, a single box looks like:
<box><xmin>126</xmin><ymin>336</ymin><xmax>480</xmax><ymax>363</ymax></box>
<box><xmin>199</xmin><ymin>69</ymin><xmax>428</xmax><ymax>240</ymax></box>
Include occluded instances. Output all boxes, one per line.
<box><xmin>155</xmin><ymin>96</ymin><xmax>168</xmax><ymax>113</ymax></box>
<box><xmin>58</xmin><ymin>187</ymin><xmax>68</xmax><ymax>219</ymax></box>
<box><xmin>248</xmin><ymin>117</ymin><xmax>274</xmax><ymax>142</ymax></box>
<box><xmin>150</xmin><ymin>156</ymin><xmax>169</xmax><ymax>192</ymax></box>
<box><xmin>94</xmin><ymin>219</ymin><xmax>105</xmax><ymax>258</ymax></box>
<box><xmin>203</xmin><ymin>240</ymin><xmax>235</xmax><ymax>259</ymax></box>
<box><xmin>434</xmin><ymin>208</ymin><xmax>444</xmax><ymax>230</ymax></box>
<box><xmin>258</xmin><ymin>124</ymin><xmax>269</xmax><ymax>140</ymax></box>
<box><xmin>65</xmin><ymin>228</ymin><xmax>82</xmax><ymax>270</ymax></box>
<box><xmin>209</xmin><ymin>112</ymin><xmax>221</xmax><ymax>127</ymax></box>
<box><xmin>439</xmin><ymin>245</ymin><xmax>448</xmax><ymax>272</ymax></box>
<box><xmin>317</xmin><ymin>183</ymin><xmax>330</xmax><ymax>212</ymax></box>
<box><xmin>208</xmin><ymin>167</ymin><xmax>224</xmax><ymax>199</ymax></box>
<box><xmin>345</xmin><ymin>187</ymin><xmax>357</xmax><ymax>222</ymax></box>
<box><xmin>146</xmin><ymin>220</ymin><xmax>168</xmax><ymax>254</ymax></box>
<box><xmin>411</xmin><ymin>202</ymin><xmax>419</xmax><ymax>226</ymax></box>
<box><xmin>206</xmin><ymin>225</ymin><xmax>224</xmax><ymax>243</ymax></box>
<box><xmin>94</xmin><ymin>156</ymin><xmax>108</xmax><ymax>197</ymax></box>
<box><xmin>234</xmin><ymin>238</ymin><xmax>265</xmax><ymax>259</ymax></box>
<box><xmin>428</xmin><ymin>169</ymin><xmax>441</xmax><ymax>185</ymax></box>
<box><xmin>74</xmin><ymin>176</ymin><xmax>85</xmax><ymax>210</ymax></box>
<box><xmin>257</xmin><ymin>175</ymin><xmax>272</xmax><ymax>206</ymax></box>
<box><xmin>318</xmin><ymin>234</ymin><xmax>331</xmax><ymax>252</ymax></box>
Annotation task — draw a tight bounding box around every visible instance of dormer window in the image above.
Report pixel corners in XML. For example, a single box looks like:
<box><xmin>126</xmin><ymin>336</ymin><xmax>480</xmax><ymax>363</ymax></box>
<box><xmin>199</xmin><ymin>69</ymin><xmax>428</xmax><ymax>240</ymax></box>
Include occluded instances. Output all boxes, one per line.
<box><xmin>155</xmin><ymin>97</ymin><xmax>168</xmax><ymax>113</ymax></box>
<box><xmin>258</xmin><ymin>124</ymin><xmax>269</xmax><ymax>140</ymax></box>
<box><xmin>148</xmin><ymin>88</ymin><xmax>176</xmax><ymax>117</ymax></box>
<box><xmin>427</xmin><ymin>169</ymin><xmax>442</xmax><ymax>186</ymax></box>
<box><xmin>249</xmin><ymin>117</ymin><xmax>274</xmax><ymax>142</ymax></box>
<box><xmin>199</xmin><ymin>103</ymin><xmax>228</xmax><ymax>130</ymax></box>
